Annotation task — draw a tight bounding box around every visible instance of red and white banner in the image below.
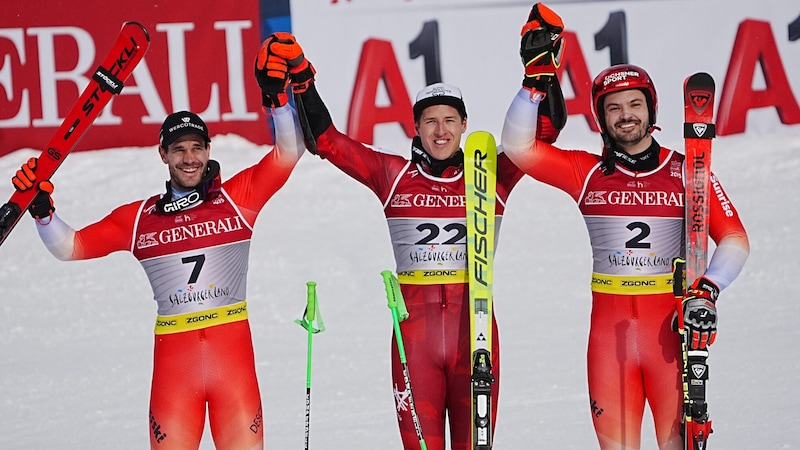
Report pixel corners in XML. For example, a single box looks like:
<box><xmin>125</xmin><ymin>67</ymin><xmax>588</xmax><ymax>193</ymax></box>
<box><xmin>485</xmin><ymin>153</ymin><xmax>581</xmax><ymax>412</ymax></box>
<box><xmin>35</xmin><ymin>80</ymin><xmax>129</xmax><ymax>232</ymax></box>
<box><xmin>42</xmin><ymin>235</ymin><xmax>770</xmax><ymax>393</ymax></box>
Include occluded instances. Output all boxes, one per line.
<box><xmin>2</xmin><ymin>0</ymin><xmax>799</xmax><ymax>157</ymax></box>
<box><xmin>0</xmin><ymin>1</ymin><xmax>269</xmax><ymax>157</ymax></box>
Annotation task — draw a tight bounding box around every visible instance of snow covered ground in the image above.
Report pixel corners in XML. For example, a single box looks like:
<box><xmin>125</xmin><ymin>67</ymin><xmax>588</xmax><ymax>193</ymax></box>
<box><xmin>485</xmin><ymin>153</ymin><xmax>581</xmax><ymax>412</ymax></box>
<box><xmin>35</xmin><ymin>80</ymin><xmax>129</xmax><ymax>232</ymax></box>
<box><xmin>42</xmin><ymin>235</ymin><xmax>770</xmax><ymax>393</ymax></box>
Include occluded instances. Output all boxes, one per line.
<box><xmin>1</xmin><ymin>124</ymin><xmax>798</xmax><ymax>448</ymax></box>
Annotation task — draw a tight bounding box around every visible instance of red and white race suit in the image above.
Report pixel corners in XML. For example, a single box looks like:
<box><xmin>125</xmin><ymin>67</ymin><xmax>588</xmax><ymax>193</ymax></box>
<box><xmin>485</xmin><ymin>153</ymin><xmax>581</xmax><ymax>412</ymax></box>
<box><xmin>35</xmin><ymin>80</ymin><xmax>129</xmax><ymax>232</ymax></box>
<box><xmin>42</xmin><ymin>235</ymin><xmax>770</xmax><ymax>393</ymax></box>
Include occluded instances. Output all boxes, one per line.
<box><xmin>34</xmin><ymin>106</ymin><xmax>303</xmax><ymax>449</ymax></box>
<box><xmin>315</xmin><ymin>124</ymin><xmax>528</xmax><ymax>450</ymax></box>
<box><xmin>501</xmin><ymin>88</ymin><xmax>749</xmax><ymax>449</ymax></box>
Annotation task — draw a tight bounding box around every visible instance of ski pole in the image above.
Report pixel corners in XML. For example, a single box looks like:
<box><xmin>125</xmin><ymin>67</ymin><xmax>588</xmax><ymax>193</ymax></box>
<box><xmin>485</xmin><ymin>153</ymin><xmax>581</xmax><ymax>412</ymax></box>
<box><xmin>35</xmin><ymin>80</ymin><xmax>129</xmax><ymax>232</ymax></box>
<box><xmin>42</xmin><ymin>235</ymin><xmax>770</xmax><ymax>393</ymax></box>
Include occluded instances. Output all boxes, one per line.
<box><xmin>295</xmin><ymin>281</ymin><xmax>325</xmax><ymax>450</ymax></box>
<box><xmin>381</xmin><ymin>270</ymin><xmax>427</xmax><ymax>450</ymax></box>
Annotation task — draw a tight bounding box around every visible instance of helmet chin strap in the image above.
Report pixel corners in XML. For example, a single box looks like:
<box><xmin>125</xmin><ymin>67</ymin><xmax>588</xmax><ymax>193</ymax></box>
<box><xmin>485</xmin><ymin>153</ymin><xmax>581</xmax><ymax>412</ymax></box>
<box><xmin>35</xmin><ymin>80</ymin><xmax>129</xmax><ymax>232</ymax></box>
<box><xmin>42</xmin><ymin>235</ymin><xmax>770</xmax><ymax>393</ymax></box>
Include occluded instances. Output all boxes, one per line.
<box><xmin>155</xmin><ymin>159</ymin><xmax>221</xmax><ymax>214</ymax></box>
<box><xmin>410</xmin><ymin>136</ymin><xmax>464</xmax><ymax>177</ymax></box>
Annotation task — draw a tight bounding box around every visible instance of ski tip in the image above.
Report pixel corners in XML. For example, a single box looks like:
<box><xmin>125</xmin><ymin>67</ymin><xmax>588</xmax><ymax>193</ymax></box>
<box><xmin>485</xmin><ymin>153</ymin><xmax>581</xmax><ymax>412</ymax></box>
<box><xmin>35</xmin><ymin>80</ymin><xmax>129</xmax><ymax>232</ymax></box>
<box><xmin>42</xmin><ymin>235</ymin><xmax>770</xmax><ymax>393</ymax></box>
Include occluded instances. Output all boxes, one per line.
<box><xmin>465</xmin><ymin>130</ymin><xmax>497</xmax><ymax>151</ymax></box>
<box><xmin>684</xmin><ymin>72</ymin><xmax>716</xmax><ymax>118</ymax></box>
<box><xmin>684</xmin><ymin>72</ymin><xmax>715</xmax><ymax>89</ymax></box>
<box><xmin>122</xmin><ymin>21</ymin><xmax>151</xmax><ymax>42</ymax></box>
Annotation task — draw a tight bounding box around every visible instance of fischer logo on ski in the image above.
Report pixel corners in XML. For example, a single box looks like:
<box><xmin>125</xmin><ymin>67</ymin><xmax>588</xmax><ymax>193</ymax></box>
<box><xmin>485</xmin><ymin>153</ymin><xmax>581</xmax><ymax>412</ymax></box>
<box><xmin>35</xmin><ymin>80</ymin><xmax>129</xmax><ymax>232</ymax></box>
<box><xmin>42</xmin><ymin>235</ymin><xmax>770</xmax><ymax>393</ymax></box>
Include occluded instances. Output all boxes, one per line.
<box><xmin>464</xmin><ymin>131</ymin><xmax>497</xmax><ymax>450</ymax></box>
<box><xmin>0</xmin><ymin>21</ymin><xmax>150</xmax><ymax>248</ymax></box>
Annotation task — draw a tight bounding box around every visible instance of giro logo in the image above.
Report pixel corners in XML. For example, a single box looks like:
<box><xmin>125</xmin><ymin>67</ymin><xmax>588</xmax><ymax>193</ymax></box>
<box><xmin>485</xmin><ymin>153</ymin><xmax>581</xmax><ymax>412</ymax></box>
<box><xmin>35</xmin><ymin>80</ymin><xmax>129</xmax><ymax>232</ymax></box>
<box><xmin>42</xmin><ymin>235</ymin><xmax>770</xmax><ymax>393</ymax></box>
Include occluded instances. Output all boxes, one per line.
<box><xmin>162</xmin><ymin>191</ymin><xmax>202</xmax><ymax>213</ymax></box>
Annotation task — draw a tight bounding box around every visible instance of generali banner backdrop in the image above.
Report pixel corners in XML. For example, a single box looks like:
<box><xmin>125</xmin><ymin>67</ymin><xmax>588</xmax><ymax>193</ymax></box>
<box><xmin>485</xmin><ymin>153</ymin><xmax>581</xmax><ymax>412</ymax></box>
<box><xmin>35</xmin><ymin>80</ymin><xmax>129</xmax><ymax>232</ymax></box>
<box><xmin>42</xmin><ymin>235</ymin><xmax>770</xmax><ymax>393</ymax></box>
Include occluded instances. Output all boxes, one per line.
<box><xmin>0</xmin><ymin>1</ymin><xmax>277</xmax><ymax>156</ymax></box>
<box><xmin>2</xmin><ymin>0</ymin><xmax>798</xmax><ymax>156</ymax></box>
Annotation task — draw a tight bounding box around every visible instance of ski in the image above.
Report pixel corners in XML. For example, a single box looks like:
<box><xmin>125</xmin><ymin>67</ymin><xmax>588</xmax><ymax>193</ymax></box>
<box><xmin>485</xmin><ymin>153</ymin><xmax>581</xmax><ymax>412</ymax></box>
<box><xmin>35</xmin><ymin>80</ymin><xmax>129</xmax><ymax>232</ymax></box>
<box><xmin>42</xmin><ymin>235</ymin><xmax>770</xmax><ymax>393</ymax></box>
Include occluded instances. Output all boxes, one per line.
<box><xmin>679</xmin><ymin>72</ymin><xmax>716</xmax><ymax>450</ymax></box>
<box><xmin>0</xmin><ymin>21</ymin><xmax>150</xmax><ymax>247</ymax></box>
<box><xmin>464</xmin><ymin>131</ymin><xmax>497</xmax><ymax>450</ymax></box>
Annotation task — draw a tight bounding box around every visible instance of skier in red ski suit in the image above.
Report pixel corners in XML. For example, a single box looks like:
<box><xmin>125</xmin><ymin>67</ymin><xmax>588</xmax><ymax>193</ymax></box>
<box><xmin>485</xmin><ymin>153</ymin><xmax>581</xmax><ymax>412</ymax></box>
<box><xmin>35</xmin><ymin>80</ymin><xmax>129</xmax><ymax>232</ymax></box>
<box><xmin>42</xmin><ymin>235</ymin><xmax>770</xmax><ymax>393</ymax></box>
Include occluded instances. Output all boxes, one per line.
<box><xmin>501</xmin><ymin>4</ymin><xmax>749</xmax><ymax>449</ymax></box>
<box><xmin>12</xmin><ymin>54</ymin><xmax>305</xmax><ymax>449</ymax></box>
<box><xmin>254</xmin><ymin>33</ymin><xmax>563</xmax><ymax>449</ymax></box>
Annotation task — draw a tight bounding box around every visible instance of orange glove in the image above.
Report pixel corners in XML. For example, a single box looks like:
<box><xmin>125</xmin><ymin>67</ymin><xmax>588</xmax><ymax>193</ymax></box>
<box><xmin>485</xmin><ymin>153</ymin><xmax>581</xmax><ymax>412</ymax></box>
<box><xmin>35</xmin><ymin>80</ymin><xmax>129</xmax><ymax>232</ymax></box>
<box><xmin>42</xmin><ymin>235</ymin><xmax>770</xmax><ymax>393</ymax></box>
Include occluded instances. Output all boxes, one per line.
<box><xmin>254</xmin><ymin>33</ymin><xmax>292</xmax><ymax>108</ymax></box>
<box><xmin>12</xmin><ymin>157</ymin><xmax>38</xmax><ymax>191</ymax></box>
<box><xmin>258</xmin><ymin>32</ymin><xmax>316</xmax><ymax>94</ymax></box>
<box><xmin>520</xmin><ymin>3</ymin><xmax>565</xmax><ymax>95</ymax></box>
<box><xmin>11</xmin><ymin>157</ymin><xmax>56</xmax><ymax>221</ymax></box>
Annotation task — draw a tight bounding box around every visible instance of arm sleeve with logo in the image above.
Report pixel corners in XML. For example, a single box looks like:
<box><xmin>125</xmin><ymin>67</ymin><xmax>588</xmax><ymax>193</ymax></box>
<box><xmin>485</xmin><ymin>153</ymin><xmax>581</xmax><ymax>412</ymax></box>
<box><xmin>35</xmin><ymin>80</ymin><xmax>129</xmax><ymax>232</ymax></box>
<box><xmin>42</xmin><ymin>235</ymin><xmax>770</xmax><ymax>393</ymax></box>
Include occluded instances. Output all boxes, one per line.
<box><xmin>704</xmin><ymin>172</ymin><xmax>749</xmax><ymax>291</ymax></box>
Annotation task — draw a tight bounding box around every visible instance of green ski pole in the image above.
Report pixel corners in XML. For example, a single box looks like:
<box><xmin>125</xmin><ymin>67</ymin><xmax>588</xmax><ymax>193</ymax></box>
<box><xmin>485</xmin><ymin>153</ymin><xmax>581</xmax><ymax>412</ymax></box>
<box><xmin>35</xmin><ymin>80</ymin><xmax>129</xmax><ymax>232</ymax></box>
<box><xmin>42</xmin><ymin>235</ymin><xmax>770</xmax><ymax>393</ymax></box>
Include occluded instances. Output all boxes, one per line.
<box><xmin>381</xmin><ymin>270</ymin><xmax>427</xmax><ymax>450</ymax></box>
<box><xmin>295</xmin><ymin>281</ymin><xmax>325</xmax><ymax>450</ymax></box>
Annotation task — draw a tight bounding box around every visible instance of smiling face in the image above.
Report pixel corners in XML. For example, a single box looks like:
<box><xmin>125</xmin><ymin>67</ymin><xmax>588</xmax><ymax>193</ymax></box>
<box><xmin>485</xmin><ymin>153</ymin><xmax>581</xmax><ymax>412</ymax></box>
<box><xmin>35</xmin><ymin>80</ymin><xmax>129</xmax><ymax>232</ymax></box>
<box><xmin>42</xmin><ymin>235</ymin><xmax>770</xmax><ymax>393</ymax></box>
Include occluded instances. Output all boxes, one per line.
<box><xmin>414</xmin><ymin>104</ymin><xmax>467</xmax><ymax>161</ymax></box>
<box><xmin>158</xmin><ymin>133</ymin><xmax>210</xmax><ymax>190</ymax></box>
<box><xmin>603</xmin><ymin>89</ymin><xmax>653</xmax><ymax>155</ymax></box>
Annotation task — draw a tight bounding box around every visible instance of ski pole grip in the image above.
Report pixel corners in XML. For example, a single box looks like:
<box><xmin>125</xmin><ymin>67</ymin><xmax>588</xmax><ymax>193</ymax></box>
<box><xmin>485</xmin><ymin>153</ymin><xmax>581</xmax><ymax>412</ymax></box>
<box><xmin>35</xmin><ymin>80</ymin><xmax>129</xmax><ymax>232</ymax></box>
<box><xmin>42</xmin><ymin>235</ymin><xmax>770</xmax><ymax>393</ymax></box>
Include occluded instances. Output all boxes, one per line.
<box><xmin>306</xmin><ymin>281</ymin><xmax>317</xmax><ymax>321</ymax></box>
<box><xmin>381</xmin><ymin>270</ymin><xmax>397</xmax><ymax>309</ymax></box>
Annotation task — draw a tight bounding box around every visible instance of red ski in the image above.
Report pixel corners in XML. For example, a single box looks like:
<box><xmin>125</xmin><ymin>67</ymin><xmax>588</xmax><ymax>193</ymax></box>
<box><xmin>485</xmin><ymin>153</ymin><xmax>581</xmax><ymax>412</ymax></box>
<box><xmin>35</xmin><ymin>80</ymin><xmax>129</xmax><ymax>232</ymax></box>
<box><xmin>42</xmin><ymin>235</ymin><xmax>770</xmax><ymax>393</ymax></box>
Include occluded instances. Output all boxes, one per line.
<box><xmin>678</xmin><ymin>72</ymin><xmax>715</xmax><ymax>450</ymax></box>
<box><xmin>0</xmin><ymin>21</ymin><xmax>150</xmax><ymax>247</ymax></box>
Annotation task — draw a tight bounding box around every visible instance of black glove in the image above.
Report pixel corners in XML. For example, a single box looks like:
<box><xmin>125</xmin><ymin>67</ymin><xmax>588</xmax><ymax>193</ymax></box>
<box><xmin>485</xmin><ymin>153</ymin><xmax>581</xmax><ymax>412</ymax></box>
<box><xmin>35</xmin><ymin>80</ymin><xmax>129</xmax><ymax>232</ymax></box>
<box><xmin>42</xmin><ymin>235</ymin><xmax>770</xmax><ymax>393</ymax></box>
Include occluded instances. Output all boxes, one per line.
<box><xmin>681</xmin><ymin>277</ymin><xmax>719</xmax><ymax>350</ymax></box>
<box><xmin>28</xmin><ymin>180</ymin><xmax>55</xmax><ymax>221</ymax></box>
<box><xmin>520</xmin><ymin>3</ymin><xmax>565</xmax><ymax>95</ymax></box>
<box><xmin>254</xmin><ymin>33</ymin><xmax>292</xmax><ymax>108</ymax></box>
<box><xmin>11</xmin><ymin>157</ymin><xmax>56</xmax><ymax>221</ymax></box>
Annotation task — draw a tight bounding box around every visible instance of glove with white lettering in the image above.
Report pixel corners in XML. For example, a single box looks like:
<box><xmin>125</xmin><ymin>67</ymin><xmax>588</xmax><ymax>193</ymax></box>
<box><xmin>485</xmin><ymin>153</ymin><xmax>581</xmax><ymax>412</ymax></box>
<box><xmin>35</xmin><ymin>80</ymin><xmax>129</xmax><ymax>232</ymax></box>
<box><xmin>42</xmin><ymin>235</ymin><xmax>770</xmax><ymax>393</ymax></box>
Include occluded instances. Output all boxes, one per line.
<box><xmin>254</xmin><ymin>33</ymin><xmax>292</xmax><ymax>108</ymax></box>
<box><xmin>520</xmin><ymin>3</ymin><xmax>565</xmax><ymax>96</ymax></box>
<box><xmin>681</xmin><ymin>277</ymin><xmax>719</xmax><ymax>350</ymax></box>
<box><xmin>11</xmin><ymin>157</ymin><xmax>56</xmax><ymax>222</ymax></box>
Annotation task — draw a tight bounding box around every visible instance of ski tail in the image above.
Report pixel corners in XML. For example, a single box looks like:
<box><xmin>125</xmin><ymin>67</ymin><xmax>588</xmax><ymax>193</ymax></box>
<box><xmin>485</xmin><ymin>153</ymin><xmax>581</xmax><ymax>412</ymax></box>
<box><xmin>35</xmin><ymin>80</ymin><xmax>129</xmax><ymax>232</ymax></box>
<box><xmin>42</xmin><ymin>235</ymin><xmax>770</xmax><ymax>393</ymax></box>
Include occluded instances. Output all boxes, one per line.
<box><xmin>680</xmin><ymin>72</ymin><xmax>716</xmax><ymax>450</ymax></box>
<box><xmin>0</xmin><ymin>21</ymin><xmax>150</xmax><ymax>247</ymax></box>
<box><xmin>464</xmin><ymin>131</ymin><xmax>497</xmax><ymax>450</ymax></box>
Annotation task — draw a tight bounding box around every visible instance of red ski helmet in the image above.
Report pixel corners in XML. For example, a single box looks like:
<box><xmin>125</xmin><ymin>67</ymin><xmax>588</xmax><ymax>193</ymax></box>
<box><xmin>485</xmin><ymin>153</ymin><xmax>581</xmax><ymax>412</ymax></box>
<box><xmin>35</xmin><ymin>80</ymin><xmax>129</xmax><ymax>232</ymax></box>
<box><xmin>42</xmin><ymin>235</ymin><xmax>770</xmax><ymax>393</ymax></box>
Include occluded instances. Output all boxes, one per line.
<box><xmin>591</xmin><ymin>64</ymin><xmax>658</xmax><ymax>134</ymax></box>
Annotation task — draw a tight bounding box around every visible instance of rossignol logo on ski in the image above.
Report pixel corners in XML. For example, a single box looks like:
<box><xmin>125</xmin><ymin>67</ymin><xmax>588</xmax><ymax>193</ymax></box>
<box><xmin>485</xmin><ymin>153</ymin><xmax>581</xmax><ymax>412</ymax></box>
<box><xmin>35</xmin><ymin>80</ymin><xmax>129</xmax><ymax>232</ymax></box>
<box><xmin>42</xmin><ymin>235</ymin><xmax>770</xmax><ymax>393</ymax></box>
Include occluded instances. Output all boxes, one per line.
<box><xmin>692</xmin><ymin>123</ymin><xmax>708</xmax><ymax>138</ymax></box>
<box><xmin>688</xmin><ymin>89</ymin><xmax>712</xmax><ymax>115</ymax></box>
<box><xmin>688</xmin><ymin>154</ymin><xmax>708</xmax><ymax>233</ymax></box>
<box><xmin>691</xmin><ymin>364</ymin><xmax>707</xmax><ymax>379</ymax></box>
